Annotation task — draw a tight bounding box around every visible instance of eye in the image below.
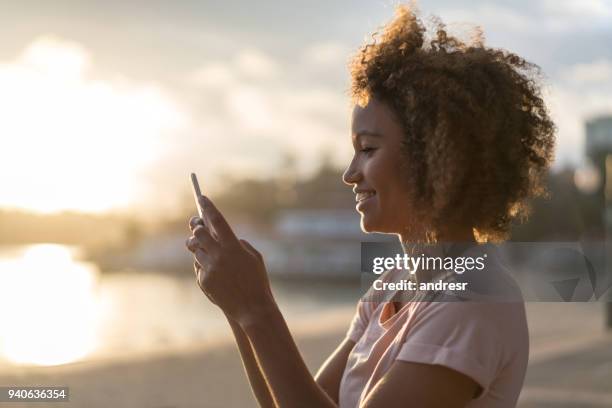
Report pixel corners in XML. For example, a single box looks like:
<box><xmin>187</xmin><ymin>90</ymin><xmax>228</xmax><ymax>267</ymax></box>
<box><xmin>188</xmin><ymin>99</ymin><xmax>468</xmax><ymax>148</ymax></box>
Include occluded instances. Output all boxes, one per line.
<box><xmin>360</xmin><ymin>147</ymin><xmax>377</xmax><ymax>156</ymax></box>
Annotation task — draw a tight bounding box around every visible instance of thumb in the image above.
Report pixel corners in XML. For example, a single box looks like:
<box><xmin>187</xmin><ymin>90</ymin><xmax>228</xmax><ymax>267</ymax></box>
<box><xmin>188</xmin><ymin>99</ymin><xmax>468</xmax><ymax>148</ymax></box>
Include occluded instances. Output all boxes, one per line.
<box><xmin>240</xmin><ymin>239</ymin><xmax>263</xmax><ymax>261</ymax></box>
<box><xmin>239</xmin><ymin>238</ymin><xmax>272</xmax><ymax>296</ymax></box>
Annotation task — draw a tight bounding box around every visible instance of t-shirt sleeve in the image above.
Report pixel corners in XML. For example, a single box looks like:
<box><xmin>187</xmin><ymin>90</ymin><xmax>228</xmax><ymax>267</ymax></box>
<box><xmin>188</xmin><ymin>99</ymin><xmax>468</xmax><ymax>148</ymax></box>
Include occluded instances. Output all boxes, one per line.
<box><xmin>395</xmin><ymin>301</ymin><xmax>511</xmax><ymax>398</ymax></box>
<box><xmin>345</xmin><ymin>300</ymin><xmax>375</xmax><ymax>343</ymax></box>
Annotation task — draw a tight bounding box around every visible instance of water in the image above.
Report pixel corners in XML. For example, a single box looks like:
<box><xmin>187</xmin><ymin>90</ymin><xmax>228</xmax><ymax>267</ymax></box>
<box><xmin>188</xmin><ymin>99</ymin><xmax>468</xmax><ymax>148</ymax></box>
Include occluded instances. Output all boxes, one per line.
<box><xmin>0</xmin><ymin>244</ymin><xmax>361</xmax><ymax>367</ymax></box>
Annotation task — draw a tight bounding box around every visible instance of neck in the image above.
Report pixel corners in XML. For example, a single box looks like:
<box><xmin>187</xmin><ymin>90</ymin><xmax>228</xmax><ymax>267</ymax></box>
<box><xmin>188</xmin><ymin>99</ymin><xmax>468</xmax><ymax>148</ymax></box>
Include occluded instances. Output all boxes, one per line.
<box><xmin>398</xmin><ymin>225</ymin><xmax>477</xmax><ymax>285</ymax></box>
<box><xmin>398</xmin><ymin>225</ymin><xmax>476</xmax><ymax>247</ymax></box>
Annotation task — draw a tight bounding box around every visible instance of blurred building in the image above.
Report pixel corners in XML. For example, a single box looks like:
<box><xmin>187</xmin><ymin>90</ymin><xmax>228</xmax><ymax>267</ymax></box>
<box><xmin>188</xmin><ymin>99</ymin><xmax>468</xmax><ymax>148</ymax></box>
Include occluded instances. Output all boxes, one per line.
<box><xmin>257</xmin><ymin>209</ymin><xmax>394</xmax><ymax>279</ymax></box>
<box><xmin>586</xmin><ymin>116</ymin><xmax>612</xmax><ymax>159</ymax></box>
<box><xmin>585</xmin><ymin>115</ymin><xmax>612</xmax><ymax>327</ymax></box>
<box><xmin>586</xmin><ymin>115</ymin><xmax>612</xmax><ymax>233</ymax></box>
<box><xmin>266</xmin><ymin>210</ymin><xmax>370</xmax><ymax>279</ymax></box>
<box><xmin>276</xmin><ymin>209</ymin><xmax>366</xmax><ymax>239</ymax></box>
<box><xmin>585</xmin><ymin>115</ymin><xmax>612</xmax><ymax>235</ymax></box>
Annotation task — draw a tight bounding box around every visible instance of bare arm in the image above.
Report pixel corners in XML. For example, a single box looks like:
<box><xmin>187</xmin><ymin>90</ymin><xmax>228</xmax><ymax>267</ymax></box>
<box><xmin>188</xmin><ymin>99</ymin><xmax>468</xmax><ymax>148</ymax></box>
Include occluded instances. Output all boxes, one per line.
<box><xmin>361</xmin><ymin>360</ymin><xmax>479</xmax><ymax>408</ymax></box>
<box><xmin>227</xmin><ymin>317</ymin><xmax>276</xmax><ymax>408</ymax></box>
<box><xmin>242</xmin><ymin>303</ymin><xmax>338</xmax><ymax>408</ymax></box>
<box><xmin>232</xmin><ymin>311</ymin><xmax>355</xmax><ymax>407</ymax></box>
<box><xmin>314</xmin><ymin>337</ymin><xmax>355</xmax><ymax>404</ymax></box>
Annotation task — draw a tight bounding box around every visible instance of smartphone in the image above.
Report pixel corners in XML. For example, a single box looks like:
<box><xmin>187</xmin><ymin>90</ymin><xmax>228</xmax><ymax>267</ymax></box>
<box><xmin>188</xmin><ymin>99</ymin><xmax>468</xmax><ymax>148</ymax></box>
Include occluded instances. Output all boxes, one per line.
<box><xmin>190</xmin><ymin>172</ymin><xmax>205</xmax><ymax>220</ymax></box>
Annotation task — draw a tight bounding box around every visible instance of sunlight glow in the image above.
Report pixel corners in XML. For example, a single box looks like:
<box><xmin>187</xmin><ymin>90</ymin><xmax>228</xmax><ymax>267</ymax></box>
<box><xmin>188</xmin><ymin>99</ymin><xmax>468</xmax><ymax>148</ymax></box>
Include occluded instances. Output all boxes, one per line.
<box><xmin>0</xmin><ymin>36</ymin><xmax>187</xmax><ymax>214</ymax></box>
<box><xmin>0</xmin><ymin>244</ymin><xmax>103</xmax><ymax>366</ymax></box>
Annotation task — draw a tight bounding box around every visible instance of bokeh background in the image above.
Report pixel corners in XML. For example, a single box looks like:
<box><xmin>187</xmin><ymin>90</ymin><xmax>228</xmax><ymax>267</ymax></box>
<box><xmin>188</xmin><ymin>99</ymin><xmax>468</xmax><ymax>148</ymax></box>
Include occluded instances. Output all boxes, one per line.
<box><xmin>0</xmin><ymin>1</ymin><xmax>611</xmax><ymax>407</ymax></box>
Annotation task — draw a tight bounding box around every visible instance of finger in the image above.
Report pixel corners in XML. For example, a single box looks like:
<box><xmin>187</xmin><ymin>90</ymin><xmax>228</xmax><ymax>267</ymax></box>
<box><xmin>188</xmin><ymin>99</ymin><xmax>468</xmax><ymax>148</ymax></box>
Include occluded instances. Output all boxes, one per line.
<box><xmin>239</xmin><ymin>239</ymin><xmax>272</xmax><ymax>295</ymax></box>
<box><xmin>196</xmin><ymin>268</ymin><xmax>210</xmax><ymax>299</ymax></box>
<box><xmin>186</xmin><ymin>236</ymin><xmax>206</xmax><ymax>253</ymax></box>
<box><xmin>196</xmin><ymin>268</ymin><xmax>204</xmax><ymax>291</ymax></box>
<box><xmin>198</xmin><ymin>195</ymin><xmax>238</xmax><ymax>245</ymax></box>
<box><xmin>186</xmin><ymin>236</ymin><xmax>197</xmax><ymax>252</ymax></box>
<box><xmin>193</xmin><ymin>225</ymin><xmax>220</xmax><ymax>251</ymax></box>
<box><xmin>193</xmin><ymin>259</ymin><xmax>208</xmax><ymax>291</ymax></box>
<box><xmin>189</xmin><ymin>215</ymin><xmax>205</xmax><ymax>232</ymax></box>
<box><xmin>193</xmin><ymin>260</ymin><xmax>201</xmax><ymax>277</ymax></box>
<box><xmin>190</xmin><ymin>215</ymin><xmax>217</xmax><ymax>242</ymax></box>
<box><xmin>195</xmin><ymin>268</ymin><xmax>216</xmax><ymax>304</ymax></box>
<box><xmin>193</xmin><ymin>248</ymin><xmax>211</xmax><ymax>269</ymax></box>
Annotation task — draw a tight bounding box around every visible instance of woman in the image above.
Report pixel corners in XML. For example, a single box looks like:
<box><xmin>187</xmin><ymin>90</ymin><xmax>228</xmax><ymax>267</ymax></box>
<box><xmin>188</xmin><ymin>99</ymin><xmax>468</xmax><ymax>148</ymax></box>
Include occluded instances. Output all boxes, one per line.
<box><xmin>186</xmin><ymin>5</ymin><xmax>555</xmax><ymax>407</ymax></box>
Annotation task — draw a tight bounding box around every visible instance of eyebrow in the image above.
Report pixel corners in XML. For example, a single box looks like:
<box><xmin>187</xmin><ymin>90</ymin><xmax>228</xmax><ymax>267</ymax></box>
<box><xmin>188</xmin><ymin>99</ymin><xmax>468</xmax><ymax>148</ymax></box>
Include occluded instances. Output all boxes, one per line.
<box><xmin>353</xmin><ymin>130</ymin><xmax>384</xmax><ymax>140</ymax></box>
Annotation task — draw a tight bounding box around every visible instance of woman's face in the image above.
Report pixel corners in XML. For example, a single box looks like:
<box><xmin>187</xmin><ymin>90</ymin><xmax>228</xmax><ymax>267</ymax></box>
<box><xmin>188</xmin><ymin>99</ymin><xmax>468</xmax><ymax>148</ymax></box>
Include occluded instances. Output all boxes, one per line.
<box><xmin>343</xmin><ymin>98</ymin><xmax>415</xmax><ymax>234</ymax></box>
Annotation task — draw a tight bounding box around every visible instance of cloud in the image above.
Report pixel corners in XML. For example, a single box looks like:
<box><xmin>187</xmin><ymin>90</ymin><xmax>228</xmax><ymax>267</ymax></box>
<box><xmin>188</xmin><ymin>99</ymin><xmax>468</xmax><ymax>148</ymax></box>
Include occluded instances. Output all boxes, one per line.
<box><xmin>560</xmin><ymin>59</ymin><xmax>612</xmax><ymax>85</ymax></box>
<box><xmin>438</xmin><ymin>1</ymin><xmax>612</xmax><ymax>35</ymax></box>
<box><xmin>436</xmin><ymin>4</ymin><xmax>534</xmax><ymax>34</ymax></box>
<box><xmin>541</xmin><ymin>0</ymin><xmax>612</xmax><ymax>19</ymax></box>
<box><xmin>0</xmin><ymin>35</ymin><xmax>187</xmax><ymax>214</ymax></box>
<box><xmin>189</xmin><ymin>47</ymin><xmax>350</xmax><ymax>155</ymax></box>
<box><xmin>20</xmin><ymin>36</ymin><xmax>89</xmax><ymax>79</ymax></box>
<box><xmin>225</xmin><ymin>85</ymin><xmax>276</xmax><ymax>132</ymax></box>
<box><xmin>301</xmin><ymin>41</ymin><xmax>352</xmax><ymax>69</ymax></box>
<box><xmin>546</xmin><ymin>81</ymin><xmax>612</xmax><ymax>168</ymax></box>
<box><xmin>548</xmin><ymin>59</ymin><xmax>612</xmax><ymax>168</ymax></box>
<box><xmin>190</xmin><ymin>48</ymin><xmax>281</xmax><ymax>89</ymax></box>
<box><xmin>190</xmin><ymin>61</ymin><xmax>235</xmax><ymax>89</ymax></box>
<box><xmin>234</xmin><ymin>48</ymin><xmax>280</xmax><ymax>79</ymax></box>
<box><xmin>145</xmin><ymin>47</ymin><xmax>353</xmax><ymax>203</ymax></box>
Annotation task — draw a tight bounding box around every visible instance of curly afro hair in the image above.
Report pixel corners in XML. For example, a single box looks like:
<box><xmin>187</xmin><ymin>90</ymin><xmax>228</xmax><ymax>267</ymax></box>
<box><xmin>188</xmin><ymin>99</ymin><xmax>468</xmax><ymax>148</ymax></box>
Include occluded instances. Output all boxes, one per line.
<box><xmin>349</xmin><ymin>4</ymin><xmax>556</xmax><ymax>243</ymax></box>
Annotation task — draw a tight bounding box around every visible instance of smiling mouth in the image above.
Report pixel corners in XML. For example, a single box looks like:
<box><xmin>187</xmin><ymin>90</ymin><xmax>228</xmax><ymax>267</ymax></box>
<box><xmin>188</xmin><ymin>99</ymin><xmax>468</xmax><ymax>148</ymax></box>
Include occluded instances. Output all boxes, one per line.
<box><xmin>356</xmin><ymin>191</ymin><xmax>376</xmax><ymax>202</ymax></box>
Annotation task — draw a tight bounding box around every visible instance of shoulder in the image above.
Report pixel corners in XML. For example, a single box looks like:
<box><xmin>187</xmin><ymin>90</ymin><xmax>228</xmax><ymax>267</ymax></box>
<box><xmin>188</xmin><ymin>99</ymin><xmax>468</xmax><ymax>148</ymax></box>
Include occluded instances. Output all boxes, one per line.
<box><xmin>397</xmin><ymin>300</ymin><xmax>528</xmax><ymax>398</ymax></box>
<box><xmin>411</xmin><ymin>299</ymin><xmax>528</xmax><ymax>343</ymax></box>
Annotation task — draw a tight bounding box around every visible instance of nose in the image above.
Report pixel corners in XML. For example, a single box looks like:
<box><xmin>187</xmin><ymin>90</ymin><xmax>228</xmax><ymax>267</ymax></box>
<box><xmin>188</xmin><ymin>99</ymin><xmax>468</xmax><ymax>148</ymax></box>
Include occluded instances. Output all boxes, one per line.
<box><xmin>342</xmin><ymin>156</ymin><xmax>362</xmax><ymax>186</ymax></box>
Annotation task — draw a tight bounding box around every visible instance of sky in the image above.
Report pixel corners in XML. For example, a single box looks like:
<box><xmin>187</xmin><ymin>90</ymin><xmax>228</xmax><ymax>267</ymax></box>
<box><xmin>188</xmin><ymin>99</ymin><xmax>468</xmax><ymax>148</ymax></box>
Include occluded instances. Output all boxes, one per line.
<box><xmin>0</xmin><ymin>0</ymin><xmax>610</xmax><ymax>216</ymax></box>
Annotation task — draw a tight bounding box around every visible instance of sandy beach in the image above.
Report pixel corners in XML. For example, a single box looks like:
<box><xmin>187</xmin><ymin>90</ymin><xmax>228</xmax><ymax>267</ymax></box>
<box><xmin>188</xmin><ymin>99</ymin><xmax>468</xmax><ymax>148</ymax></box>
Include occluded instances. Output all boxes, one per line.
<box><xmin>0</xmin><ymin>309</ymin><xmax>354</xmax><ymax>408</ymax></box>
<box><xmin>1</xmin><ymin>304</ymin><xmax>611</xmax><ymax>408</ymax></box>
<box><xmin>0</xmin><ymin>330</ymin><xmax>346</xmax><ymax>408</ymax></box>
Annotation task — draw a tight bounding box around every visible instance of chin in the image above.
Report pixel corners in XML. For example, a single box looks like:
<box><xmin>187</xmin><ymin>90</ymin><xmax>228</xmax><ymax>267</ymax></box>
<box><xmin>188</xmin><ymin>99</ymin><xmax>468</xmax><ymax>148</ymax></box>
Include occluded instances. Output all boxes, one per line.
<box><xmin>360</xmin><ymin>212</ymin><xmax>399</xmax><ymax>235</ymax></box>
<box><xmin>359</xmin><ymin>213</ymin><xmax>383</xmax><ymax>233</ymax></box>
<box><xmin>360</xmin><ymin>221</ymin><xmax>373</xmax><ymax>233</ymax></box>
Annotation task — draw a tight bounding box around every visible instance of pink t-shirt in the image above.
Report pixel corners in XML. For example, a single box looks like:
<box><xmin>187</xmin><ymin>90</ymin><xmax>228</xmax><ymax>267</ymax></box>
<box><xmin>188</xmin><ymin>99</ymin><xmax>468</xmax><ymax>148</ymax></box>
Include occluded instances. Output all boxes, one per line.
<box><xmin>338</xmin><ymin>250</ymin><xmax>529</xmax><ymax>407</ymax></box>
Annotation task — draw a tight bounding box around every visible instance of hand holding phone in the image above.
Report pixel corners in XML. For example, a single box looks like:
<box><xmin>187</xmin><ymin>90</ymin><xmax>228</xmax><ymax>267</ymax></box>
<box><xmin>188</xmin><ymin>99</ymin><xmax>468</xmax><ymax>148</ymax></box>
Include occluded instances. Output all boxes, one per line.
<box><xmin>187</xmin><ymin>173</ymin><xmax>275</xmax><ymax>323</ymax></box>
<box><xmin>191</xmin><ymin>172</ymin><xmax>217</xmax><ymax>238</ymax></box>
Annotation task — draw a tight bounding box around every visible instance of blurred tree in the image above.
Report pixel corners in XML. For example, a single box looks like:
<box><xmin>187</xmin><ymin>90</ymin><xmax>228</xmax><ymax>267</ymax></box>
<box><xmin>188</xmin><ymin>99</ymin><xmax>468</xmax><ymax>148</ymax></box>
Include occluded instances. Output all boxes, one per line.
<box><xmin>276</xmin><ymin>150</ymin><xmax>298</xmax><ymax>207</ymax></box>
<box><xmin>511</xmin><ymin>168</ymin><xmax>598</xmax><ymax>241</ymax></box>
